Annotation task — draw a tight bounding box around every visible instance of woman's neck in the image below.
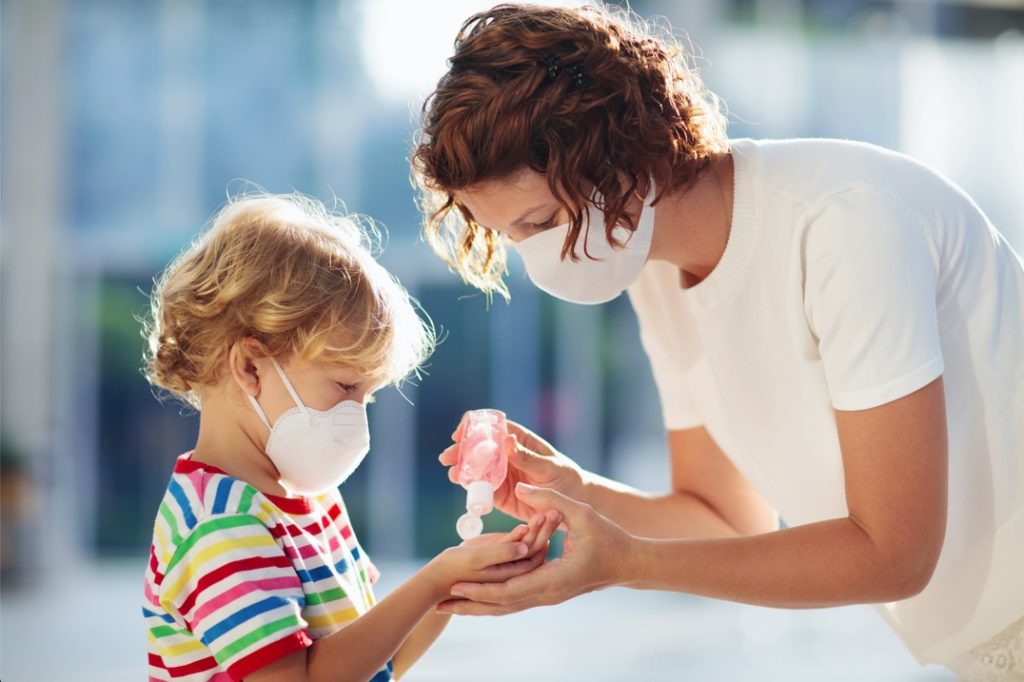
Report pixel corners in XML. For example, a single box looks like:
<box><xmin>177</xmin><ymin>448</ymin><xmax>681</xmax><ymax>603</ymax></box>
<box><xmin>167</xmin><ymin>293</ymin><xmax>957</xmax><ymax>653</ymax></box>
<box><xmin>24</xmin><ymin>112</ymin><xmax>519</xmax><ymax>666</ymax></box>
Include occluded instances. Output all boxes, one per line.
<box><xmin>192</xmin><ymin>389</ymin><xmax>295</xmax><ymax>498</ymax></box>
<box><xmin>648</xmin><ymin>153</ymin><xmax>734</xmax><ymax>287</ymax></box>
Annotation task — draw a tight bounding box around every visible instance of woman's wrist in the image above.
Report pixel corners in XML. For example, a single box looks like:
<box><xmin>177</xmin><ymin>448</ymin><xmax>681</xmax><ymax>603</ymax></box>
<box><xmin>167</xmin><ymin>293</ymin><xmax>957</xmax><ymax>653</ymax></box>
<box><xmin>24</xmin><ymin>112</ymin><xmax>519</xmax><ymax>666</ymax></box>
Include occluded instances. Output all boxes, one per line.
<box><xmin>575</xmin><ymin>470</ymin><xmax>603</xmax><ymax>506</ymax></box>
<box><xmin>577</xmin><ymin>470</ymin><xmax>644</xmax><ymax>515</ymax></box>
<box><xmin>611</xmin><ymin>534</ymin><xmax>651</xmax><ymax>589</ymax></box>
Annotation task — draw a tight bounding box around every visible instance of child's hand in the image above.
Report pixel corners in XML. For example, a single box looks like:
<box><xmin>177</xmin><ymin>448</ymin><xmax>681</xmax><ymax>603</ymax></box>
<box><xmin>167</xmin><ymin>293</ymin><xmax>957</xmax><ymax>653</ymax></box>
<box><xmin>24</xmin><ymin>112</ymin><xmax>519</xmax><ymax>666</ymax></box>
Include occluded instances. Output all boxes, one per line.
<box><xmin>425</xmin><ymin>510</ymin><xmax>562</xmax><ymax>603</ymax></box>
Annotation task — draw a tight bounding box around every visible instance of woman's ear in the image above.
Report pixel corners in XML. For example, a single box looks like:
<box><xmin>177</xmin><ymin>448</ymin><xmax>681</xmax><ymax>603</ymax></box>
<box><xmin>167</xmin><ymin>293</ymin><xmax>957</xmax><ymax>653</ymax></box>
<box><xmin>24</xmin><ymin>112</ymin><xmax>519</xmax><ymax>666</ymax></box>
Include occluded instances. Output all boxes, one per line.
<box><xmin>228</xmin><ymin>337</ymin><xmax>269</xmax><ymax>398</ymax></box>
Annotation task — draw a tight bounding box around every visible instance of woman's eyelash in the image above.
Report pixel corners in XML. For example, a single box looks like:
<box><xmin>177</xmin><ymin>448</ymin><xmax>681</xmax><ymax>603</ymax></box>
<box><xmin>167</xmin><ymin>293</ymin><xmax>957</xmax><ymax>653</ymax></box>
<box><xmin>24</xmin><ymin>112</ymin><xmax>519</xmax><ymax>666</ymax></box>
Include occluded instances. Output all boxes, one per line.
<box><xmin>531</xmin><ymin>212</ymin><xmax>559</xmax><ymax>229</ymax></box>
<box><xmin>336</xmin><ymin>382</ymin><xmax>357</xmax><ymax>392</ymax></box>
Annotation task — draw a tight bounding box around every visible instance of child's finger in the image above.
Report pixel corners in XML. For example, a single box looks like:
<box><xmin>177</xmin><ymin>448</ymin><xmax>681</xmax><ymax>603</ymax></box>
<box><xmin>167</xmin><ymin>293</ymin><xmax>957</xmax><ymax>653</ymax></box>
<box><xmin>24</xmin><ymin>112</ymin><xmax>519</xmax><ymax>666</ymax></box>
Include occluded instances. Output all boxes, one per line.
<box><xmin>451</xmin><ymin>414</ymin><xmax>468</xmax><ymax>442</ymax></box>
<box><xmin>470</xmin><ymin>541</ymin><xmax>528</xmax><ymax>570</ymax></box>
<box><xmin>476</xmin><ymin>549</ymin><xmax>546</xmax><ymax>582</ymax></box>
<box><xmin>506</xmin><ymin>524</ymin><xmax>528</xmax><ymax>542</ymax></box>
<box><xmin>527</xmin><ymin>510</ymin><xmax>563</xmax><ymax>556</ymax></box>
<box><xmin>448</xmin><ymin>467</ymin><xmax>459</xmax><ymax>484</ymax></box>
<box><xmin>460</xmin><ymin>527</ymin><xmax>525</xmax><ymax>547</ymax></box>
<box><xmin>518</xmin><ymin>513</ymin><xmax>546</xmax><ymax>549</ymax></box>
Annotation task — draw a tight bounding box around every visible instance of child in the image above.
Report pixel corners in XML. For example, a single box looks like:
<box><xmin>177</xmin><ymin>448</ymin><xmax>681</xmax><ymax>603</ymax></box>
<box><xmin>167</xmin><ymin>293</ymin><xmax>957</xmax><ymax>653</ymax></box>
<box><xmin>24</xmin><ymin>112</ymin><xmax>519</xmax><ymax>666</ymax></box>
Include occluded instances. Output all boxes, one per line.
<box><xmin>141</xmin><ymin>194</ymin><xmax>560</xmax><ymax>682</ymax></box>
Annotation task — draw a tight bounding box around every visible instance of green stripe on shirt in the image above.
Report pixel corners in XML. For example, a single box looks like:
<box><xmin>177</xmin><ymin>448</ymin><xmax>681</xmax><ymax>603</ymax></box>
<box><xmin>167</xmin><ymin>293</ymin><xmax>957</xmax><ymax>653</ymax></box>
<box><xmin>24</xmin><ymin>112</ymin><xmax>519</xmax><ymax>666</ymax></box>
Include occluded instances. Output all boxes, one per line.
<box><xmin>216</xmin><ymin>613</ymin><xmax>303</xmax><ymax>662</ymax></box>
<box><xmin>150</xmin><ymin>624</ymin><xmax>191</xmax><ymax>639</ymax></box>
<box><xmin>159</xmin><ymin>501</ymin><xmax>183</xmax><ymax>546</ymax></box>
<box><xmin>238</xmin><ymin>485</ymin><xmax>258</xmax><ymax>514</ymax></box>
<box><xmin>303</xmin><ymin>586</ymin><xmax>349</xmax><ymax>606</ymax></box>
<box><xmin>165</xmin><ymin>514</ymin><xmax>265</xmax><ymax>575</ymax></box>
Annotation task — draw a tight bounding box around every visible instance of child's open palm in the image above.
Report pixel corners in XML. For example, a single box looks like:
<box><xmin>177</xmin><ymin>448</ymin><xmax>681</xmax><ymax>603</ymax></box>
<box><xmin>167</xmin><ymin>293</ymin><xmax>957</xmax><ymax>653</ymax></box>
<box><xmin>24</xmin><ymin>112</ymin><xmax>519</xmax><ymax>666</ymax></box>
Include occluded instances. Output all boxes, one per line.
<box><xmin>427</xmin><ymin>509</ymin><xmax>562</xmax><ymax>601</ymax></box>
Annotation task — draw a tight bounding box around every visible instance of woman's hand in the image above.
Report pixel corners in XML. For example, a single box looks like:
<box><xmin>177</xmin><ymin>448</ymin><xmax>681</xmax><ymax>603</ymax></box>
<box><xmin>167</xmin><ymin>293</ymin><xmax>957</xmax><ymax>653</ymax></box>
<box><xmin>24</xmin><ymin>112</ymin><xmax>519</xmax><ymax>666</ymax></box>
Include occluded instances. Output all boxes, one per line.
<box><xmin>423</xmin><ymin>510</ymin><xmax>563</xmax><ymax>603</ymax></box>
<box><xmin>436</xmin><ymin>483</ymin><xmax>636</xmax><ymax>616</ymax></box>
<box><xmin>439</xmin><ymin>419</ymin><xmax>588</xmax><ymax>523</ymax></box>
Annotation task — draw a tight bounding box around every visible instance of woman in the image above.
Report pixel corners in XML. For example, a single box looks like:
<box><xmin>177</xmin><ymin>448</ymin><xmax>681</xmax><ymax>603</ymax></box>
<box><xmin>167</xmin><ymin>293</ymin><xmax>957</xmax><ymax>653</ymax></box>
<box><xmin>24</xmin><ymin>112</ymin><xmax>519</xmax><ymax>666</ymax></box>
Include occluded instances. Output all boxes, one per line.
<box><xmin>412</xmin><ymin>3</ymin><xmax>1024</xmax><ymax>680</ymax></box>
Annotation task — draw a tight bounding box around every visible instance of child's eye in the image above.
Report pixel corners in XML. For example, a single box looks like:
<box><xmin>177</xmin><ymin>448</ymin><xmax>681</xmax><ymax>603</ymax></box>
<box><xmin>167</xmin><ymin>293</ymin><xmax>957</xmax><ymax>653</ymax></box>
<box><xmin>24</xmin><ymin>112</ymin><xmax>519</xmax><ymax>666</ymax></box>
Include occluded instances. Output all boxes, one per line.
<box><xmin>336</xmin><ymin>382</ymin><xmax>358</xmax><ymax>392</ymax></box>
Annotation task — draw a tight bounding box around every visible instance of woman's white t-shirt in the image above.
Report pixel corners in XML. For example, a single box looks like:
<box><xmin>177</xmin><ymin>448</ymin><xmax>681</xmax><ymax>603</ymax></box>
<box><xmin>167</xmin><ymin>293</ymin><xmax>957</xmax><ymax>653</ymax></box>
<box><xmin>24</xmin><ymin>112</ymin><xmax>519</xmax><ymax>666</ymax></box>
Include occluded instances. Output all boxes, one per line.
<box><xmin>627</xmin><ymin>138</ymin><xmax>1024</xmax><ymax>664</ymax></box>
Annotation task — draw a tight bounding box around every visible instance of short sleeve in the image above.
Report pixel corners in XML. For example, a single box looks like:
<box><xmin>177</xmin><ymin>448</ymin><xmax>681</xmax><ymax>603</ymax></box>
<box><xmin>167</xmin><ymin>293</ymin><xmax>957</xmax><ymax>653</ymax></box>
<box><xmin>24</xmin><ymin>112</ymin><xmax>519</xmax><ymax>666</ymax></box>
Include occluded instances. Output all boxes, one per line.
<box><xmin>160</xmin><ymin>514</ymin><xmax>312</xmax><ymax>680</ymax></box>
<box><xmin>802</xmin><ymin>188</ymin><xmax>944</xmax><ymax>411</ymax></box>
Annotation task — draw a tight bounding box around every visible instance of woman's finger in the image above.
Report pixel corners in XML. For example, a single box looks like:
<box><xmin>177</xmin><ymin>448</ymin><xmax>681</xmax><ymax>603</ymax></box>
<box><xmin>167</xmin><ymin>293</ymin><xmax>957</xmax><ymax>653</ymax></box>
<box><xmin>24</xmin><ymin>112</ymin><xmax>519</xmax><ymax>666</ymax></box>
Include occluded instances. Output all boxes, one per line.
<box><xmin>507</xmin><ymin>437</ymin><xmax>560</xmax><ymax>479</ymax></box>
<box><xmin>505</xmin><ymin>420</ymin><xmax>557</xmax><ymax>457</ymax></box>
<box><xmin>439</xmin><ymin>443</ymin><xmax>459</xmax><ymax>466</ymax></box>
<box><xmin>451</xmin><ymin>415</ymin><xmax>468</xmax><ymax>442</ymax></box>
<box><xmin>451</xmin><ymin>562</ymin><xmax>558</xmax><ymax>605</ymax></box>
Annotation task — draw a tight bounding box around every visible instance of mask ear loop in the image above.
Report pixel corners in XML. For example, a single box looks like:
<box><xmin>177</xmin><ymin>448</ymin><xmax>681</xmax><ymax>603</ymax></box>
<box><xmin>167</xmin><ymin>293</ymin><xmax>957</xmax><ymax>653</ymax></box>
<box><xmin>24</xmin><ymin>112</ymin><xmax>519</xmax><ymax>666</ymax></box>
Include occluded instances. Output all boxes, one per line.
<box><xmin>247</xmin><ymin>394</ymin><xmax>273</xmax><ymax>431</ymax></box>
<box><xmin>246</xmin><ymin>357</ymin><xmax>311</xmax><ymax>431</ymax></box>
<box><xmin>269</xmin><ymin>357</ymin><xmax>311</xmax><ymax>417</ymax></box>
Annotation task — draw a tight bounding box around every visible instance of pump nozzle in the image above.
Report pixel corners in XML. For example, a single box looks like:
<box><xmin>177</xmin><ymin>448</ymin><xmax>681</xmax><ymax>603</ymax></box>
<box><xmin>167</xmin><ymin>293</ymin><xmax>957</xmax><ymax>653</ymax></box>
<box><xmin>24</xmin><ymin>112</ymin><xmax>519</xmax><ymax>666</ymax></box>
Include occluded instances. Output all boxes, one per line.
<box><xmin>456</xmin><ymin>512</ymin><xmax>484</xmax><ymax>540</ymax></box>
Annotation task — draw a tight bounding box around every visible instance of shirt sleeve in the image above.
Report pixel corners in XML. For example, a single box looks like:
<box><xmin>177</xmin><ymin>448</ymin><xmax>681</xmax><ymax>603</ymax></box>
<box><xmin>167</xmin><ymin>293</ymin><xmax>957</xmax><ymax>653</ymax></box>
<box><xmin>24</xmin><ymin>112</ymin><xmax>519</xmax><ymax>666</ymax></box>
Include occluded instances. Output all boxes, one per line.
<box><xmin>160</xmin><ymin>513</ymin><xmax>312</xmax><ymax>680</ymax></box>
<box><xmin>802</xmin><ymin>188</ymin><xmax>945</xmax><ymax>411</ymax></box>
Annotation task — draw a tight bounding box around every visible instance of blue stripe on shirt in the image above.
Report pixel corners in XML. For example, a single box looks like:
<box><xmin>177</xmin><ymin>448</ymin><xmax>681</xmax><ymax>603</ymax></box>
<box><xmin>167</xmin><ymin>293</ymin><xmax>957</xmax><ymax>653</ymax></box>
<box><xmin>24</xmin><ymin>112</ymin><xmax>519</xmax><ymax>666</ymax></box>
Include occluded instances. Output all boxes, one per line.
<box><xmin>167</xmin><ymin>479</ymin><xmax>197</xmax><ymax>530</ymax></box>
<box><xmin>212</xmin><ymin>477</ymin><xmax>234</xmax><ymax>515</ymax></box>
<box><xmin>142</xmin><ymin>607</ymin><xmax>176</xmax><ymax>623</ymax></box>
<box><xmin>295</xmin><ymin>558</ymin><xmax>350</xmax><ymax>585</ymax></box>
<box><xmin>201</xmin><ymin>596</ymin><xmax>295</xmax><ymax>644</ymax></box>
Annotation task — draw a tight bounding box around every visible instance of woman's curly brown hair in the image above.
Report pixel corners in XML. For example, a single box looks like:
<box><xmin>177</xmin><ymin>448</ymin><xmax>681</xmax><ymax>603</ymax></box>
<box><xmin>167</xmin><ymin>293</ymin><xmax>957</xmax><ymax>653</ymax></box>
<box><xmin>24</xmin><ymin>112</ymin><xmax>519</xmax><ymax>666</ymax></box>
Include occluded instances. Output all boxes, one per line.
<box><xmin>412</xmin><ymin>2</ymin><xmax>728</xmax><ymax>298</ymax></box>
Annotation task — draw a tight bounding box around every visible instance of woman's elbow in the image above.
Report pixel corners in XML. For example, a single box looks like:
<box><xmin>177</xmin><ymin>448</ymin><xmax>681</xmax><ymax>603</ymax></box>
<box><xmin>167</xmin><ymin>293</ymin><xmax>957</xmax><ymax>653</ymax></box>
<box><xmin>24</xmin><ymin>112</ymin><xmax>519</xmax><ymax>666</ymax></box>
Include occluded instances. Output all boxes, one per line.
<box><xmin>882</xmin><ymin>537</ymin><xmax>944</xmax><ymax>601</ymax></box>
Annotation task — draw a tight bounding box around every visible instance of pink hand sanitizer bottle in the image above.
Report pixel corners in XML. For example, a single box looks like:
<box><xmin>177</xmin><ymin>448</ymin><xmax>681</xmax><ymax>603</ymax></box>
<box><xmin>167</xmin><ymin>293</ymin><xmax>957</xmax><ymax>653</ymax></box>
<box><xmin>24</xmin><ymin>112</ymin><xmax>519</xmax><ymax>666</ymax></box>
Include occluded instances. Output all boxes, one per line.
<box><xmin>454</xmin><ymin>409</ymin><xmax>509</xmax><ymax>540</ymax></box>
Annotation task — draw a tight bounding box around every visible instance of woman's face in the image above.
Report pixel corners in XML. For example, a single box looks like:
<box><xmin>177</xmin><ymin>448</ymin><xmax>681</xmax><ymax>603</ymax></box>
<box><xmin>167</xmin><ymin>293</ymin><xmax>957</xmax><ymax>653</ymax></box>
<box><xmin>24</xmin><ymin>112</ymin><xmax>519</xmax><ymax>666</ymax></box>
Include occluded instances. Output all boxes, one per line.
<box><xmin>455</xmin><ymin>168</ymin><xmax>570</xmax><ymax>243</ymax></box>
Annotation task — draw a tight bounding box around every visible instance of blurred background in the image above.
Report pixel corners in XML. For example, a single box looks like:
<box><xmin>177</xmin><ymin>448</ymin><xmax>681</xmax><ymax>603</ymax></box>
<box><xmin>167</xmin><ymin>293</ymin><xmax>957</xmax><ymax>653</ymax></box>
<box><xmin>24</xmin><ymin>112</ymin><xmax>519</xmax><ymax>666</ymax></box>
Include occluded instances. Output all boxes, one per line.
<box><xmin>1</xmin><ymin>0</ymin><xmax>1022</xmax><ymax>679</ymax></box>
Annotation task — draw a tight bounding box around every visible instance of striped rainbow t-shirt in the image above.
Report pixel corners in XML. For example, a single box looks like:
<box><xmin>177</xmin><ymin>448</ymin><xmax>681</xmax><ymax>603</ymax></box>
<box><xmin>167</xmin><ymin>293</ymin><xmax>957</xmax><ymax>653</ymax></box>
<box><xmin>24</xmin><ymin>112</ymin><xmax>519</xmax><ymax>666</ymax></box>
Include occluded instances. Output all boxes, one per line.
<box><xmin>143</xmin><ymin>453</ymin><xmax>392</xmax><ymax>681</ymax></box>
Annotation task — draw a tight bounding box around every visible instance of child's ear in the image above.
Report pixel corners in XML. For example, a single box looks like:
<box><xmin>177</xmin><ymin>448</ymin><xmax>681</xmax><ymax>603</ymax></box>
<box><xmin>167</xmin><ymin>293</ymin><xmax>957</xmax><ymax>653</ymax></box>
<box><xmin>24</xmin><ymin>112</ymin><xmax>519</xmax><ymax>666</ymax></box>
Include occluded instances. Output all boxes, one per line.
<box><xmin>229</xmin><ymin>337</ymin><xmax>269</xmax><ymax>398</ymax></box>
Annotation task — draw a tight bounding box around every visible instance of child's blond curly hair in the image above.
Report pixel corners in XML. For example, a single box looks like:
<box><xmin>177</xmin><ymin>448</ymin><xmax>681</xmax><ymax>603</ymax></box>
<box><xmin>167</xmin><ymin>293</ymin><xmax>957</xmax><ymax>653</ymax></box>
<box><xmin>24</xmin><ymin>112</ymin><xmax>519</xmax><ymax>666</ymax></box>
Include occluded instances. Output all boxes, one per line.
<box><xmin>142</xmin><ymin>193</ymin><xmax>434</xmax><ymax>408</ymax></box>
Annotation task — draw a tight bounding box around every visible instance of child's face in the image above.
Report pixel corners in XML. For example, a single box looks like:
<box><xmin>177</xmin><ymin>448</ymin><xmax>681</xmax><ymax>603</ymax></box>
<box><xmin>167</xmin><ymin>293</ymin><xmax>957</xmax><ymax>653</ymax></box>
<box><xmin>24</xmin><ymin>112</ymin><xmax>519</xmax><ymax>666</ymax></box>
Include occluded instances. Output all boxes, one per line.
<box><xmin>256</xmin><ymin>355</ymin><xmax>382</xmax><ymax>425</ymax></box>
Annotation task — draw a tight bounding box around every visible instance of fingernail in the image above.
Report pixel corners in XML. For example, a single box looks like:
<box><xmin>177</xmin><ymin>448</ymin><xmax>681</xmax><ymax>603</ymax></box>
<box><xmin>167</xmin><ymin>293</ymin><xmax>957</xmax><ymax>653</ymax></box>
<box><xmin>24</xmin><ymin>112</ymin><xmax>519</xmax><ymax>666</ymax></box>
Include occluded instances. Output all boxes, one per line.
<box><xmin>517</xmin><ymin>482</ymin><xmax>537</xmax><ymax>495</ymax></box>
<box><xmin>449</xmin><ymin>590</ymin><xmax>465</xmax><ymax>598</ymax></box>
<box><xmin>437</xmin><ymin>605</ymin><xmax>451</xmax><ymax>613</ymax></box>
<box><xmin>550</xmin><ymin>511</ymin><xmax>564</xmax><ymax>524</ymax></box>
<box><xmin>516</xmin><ymin>542</ymin><xmax>528</xmax><ymax>556</ymax></box>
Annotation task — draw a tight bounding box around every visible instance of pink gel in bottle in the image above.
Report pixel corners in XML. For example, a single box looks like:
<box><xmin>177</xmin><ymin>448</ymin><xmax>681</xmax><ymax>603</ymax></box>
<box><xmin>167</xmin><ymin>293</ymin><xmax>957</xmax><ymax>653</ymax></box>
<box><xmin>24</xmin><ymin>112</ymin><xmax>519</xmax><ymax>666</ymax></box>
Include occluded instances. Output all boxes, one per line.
<box><xmin>454</xmin><ymin>409</ymin><xmax>509</xmax><ymax>540</ymax></box>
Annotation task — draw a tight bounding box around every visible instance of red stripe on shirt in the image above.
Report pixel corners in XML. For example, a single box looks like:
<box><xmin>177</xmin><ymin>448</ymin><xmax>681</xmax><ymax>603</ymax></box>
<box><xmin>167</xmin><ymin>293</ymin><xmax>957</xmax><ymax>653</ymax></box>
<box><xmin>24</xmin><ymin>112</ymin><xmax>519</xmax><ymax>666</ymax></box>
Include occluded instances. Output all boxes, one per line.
<box><xmin>150</xmin><ymin>652</ymin><xmax>219</xmax><ymax>677</ymax></box>
<box><xmin>267</xmin><ymin>522</ymin><xmax>313</xmax><ymax>540</ymax></box>
<box><xmin>178</xmin><ymin>554</ymin><xmax>293</xmax><ymax>618</ymax></box>
<box><xmin>225</xmin><ymin>630</ymin><xmax>313</xmax><ymax>680</ymax></box>
<box><xmin>150</xmin><ymin>547</ymin><xmax>165</xmax><ymax>586</ymax></box>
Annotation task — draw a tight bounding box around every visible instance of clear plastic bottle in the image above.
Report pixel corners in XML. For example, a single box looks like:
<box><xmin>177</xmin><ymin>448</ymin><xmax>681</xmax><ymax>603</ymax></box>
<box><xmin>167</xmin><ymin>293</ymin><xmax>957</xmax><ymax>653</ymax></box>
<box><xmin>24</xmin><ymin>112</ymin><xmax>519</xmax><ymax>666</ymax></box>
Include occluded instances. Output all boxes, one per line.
<box><xmin>453</xmin><ymin>409</ymin><xmax>509</xmax><ymax>540</ymax></box>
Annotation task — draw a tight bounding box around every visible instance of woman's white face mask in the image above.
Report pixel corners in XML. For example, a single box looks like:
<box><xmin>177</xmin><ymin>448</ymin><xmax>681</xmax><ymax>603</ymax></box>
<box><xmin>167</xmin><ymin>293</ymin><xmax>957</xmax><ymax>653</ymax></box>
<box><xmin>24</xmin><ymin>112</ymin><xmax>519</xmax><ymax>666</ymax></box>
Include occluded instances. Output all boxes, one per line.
<box><xmin>511</xmin><ymin>184</ymin><xmax>656</xmax><ymax>305</ymax></box>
